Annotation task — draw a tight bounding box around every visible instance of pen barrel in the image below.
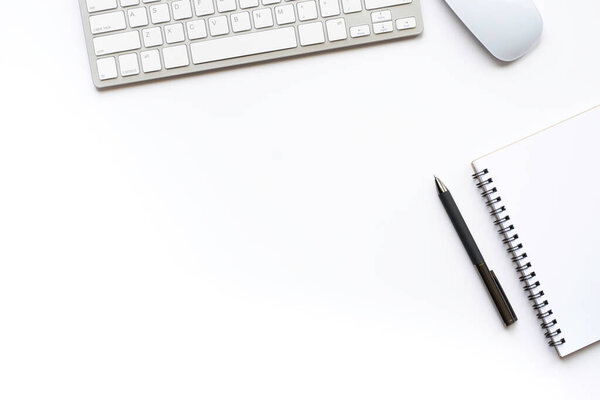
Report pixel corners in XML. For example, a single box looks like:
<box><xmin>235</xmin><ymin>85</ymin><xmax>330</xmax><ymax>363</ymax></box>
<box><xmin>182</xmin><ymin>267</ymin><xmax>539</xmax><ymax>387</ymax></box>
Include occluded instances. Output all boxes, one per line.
<box><xmin>476</xmin><ymin>262</ymin><xmax>517</xmax><ymax>326</ymax></box>
<box><xmin>439</xmin><ymin>192</ymin><xmax>484</xmax><ymax>265</ymax></box>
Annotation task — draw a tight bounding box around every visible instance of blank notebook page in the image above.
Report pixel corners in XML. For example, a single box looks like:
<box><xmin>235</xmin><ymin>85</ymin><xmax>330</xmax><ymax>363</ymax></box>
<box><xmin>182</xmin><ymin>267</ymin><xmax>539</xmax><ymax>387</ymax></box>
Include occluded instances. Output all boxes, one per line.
<box><xmin>472</xmin><ymin>105</ymin><xmax>600</xmax><ymax>357</ymax></box>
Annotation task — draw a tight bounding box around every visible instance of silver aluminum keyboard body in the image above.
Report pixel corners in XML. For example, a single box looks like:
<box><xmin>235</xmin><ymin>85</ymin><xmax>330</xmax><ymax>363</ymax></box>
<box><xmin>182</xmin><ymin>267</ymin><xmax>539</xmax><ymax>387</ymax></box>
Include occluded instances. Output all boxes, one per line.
<box><xmin>80</xmin><ymin>0</ymin><xmax>423</xmax><ymax>88</ymax></box>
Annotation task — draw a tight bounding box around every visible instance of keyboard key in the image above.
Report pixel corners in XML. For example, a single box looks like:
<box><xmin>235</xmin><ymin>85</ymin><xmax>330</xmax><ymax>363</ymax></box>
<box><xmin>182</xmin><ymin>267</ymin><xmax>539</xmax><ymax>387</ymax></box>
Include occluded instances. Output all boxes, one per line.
<box><xmin>341</xmin><ymin>0</ymin><xmax>361</xmax><ymax>13</ymax></box>
<box><xmin>97</xmin><ymin>57</ymin><xmax>117</xmax><ymax>80</ymax></box>
<box><xmin>373</xmin><ymin>20</ymin><xmax>392</xmax><ymax>34</ymax></box>
<box><xmin>190</xmin><ymin>27</ymin><xmax>297</xmax><ymax>63</ymax></box>
<box><xmin>165</xmin><ymin>23</ymin><xmax>186</xmax><ymax>43</ymax></box>
<box><xmin>141</xmin><ymin>50</ymin><xmax>162</xmax><ymax>72</ymax></box>
<box><xmin>396</xmin><ymin>17</ymin><xmax>416</xmax><ymax>30</ymax></box>
<box><xmin>371</xmin><ymin>10</ymin><xmax>391</xmax><ymax>23</ymax></box>
<box><xmin>325</xmin><ymin>18</ymin><xmax>347</xmax><ymax>41</ymax></box>
<box><xmin>93</xmin><ymin>31</ymin><xmax>141</xmax><ymax>55</ymax></box>
<box><xmin>142</xmin><ymin>27</ymin><xmax>163</xmax><ymax>47</ymax></box>
<box><xmin>150</xmin><ymin>4</ymin><xmax>171</xmax><ymax>23</ymax></box>
<box><xmin>253</xmin><ymin>9</ymin><xmax>274</xmax><ymax>29</ymax></box>
<box><xmin>263</xmin><ymin>0</ymin><xmax>281</xmax><ymax>4</ymax></box>
<box><xmin>127</xmin><ymin>7</ymin><xmax>149</xmax><ymax>27</ymax></box>
<box><xmin>193</xmin><ymin>0</ymin><xmax>215</xmax><ymax>15</ymax></box>
<box><xmin>172</xmin><ymin>0</ymin><xmax>193</xmax><ymax>20</ymax></box>
<box><xmin>298</xmin><ymin>22</ymin><xmax>324</xmax><ymax>46</ymax></box>
<box><xmin>349</xmin><ymin>24</ymin><xmax>370</xmax><ymax>37</ymax></box>
<box><xmin>216</xmin><ymin>0</ymin><xmax>237</xmax><ymax>12</ymax></box>
<box><xmin>318</xmin><ymin>0</ymin><xmax>340</xmax><ymax>17</ymax></box>
<box><xmin>186</xmin><ymin>20</ymin><xmax>208</xmax><ymax>39</ymax></box>
<box><xmin>231</xmin><ymin>12</ymin><xmax>252</xmax><ymax>32</ymax></box>
<box><xmin>364</xmin><ymin>0</ymin><xmax>410</xmax><ymax>10</ymax></box>
<box><xmin>163</xmin><ymin>45</ymin><xmax>190</xmax><ymax>68</ymax></box>
<box><xmin>297</xmin><ymin>1</ymin><xmax>318</xmax><ymax>21</ymax></box>
<box><xmin>239</xmin><ymin>0</ymin><xmax>259</xmax><ymax>8</ymax></box>
<box><xmin>118</xmin><ymin>53</ymin><xmax>140</xmax><ymax>76</ymax></box>
<box><xmin>275</xmin><ymin>5</ymin><xmax>295</xmax><ymax>25</ymax></box>
<box><xmin>89</xmin><ymin>11</ymin><xmax>126</xmax><ymax>34</ymax></box>
<box><xmin>87</xmin><ymin>0</ymin><xmax>117</xmax><ymax>13</ymax></box>
<box><xmin>208</xmin><ymin>16</ymin><xmax>229</xmax><ymax>36</ymax></box>
<box><xmin>120</xmin><ymin>0</ymin><xmax>140</xmax><ymax>6</ymax></box>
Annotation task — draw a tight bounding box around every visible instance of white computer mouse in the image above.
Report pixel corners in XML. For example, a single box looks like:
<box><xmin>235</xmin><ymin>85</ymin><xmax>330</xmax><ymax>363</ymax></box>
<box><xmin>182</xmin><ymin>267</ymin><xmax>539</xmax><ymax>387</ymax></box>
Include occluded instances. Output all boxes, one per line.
<box><xmin>444</xmin><ymin>0</ymin><xmax>543</xmax><ymax>62</ymax></box>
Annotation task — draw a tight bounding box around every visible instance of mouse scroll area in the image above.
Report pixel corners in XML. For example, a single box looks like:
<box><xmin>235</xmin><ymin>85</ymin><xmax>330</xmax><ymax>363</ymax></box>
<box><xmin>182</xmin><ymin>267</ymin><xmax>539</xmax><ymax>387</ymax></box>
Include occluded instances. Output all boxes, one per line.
<box><xmin>444</xmin><ymin>0</ymin><xmax>543</xmax><ymax>62</ymax></box>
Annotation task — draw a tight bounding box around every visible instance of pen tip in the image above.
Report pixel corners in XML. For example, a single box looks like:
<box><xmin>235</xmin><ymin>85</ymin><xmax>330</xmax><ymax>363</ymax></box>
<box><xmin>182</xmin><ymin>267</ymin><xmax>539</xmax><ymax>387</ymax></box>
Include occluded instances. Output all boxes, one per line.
<box><xmin>434</xmin><ymin>176</ymin><xmax>448</xmax><ymax>194</ymax></box>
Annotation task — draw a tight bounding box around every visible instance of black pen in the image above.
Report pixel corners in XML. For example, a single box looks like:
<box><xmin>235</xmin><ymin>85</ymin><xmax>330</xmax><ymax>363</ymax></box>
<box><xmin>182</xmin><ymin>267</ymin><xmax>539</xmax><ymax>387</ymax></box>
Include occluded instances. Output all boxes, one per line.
<box><xmin>435</xmin><ymin>176</ymin><xmax>517</xmax><ymax>326</ymax></box>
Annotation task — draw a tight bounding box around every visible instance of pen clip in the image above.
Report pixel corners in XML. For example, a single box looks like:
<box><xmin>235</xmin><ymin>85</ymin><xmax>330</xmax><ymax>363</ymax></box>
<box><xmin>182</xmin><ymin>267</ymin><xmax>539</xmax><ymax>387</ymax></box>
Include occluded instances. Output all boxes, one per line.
<box><xmin>490</xmin><ymin>270</ymin><xmax>518</xmax><ymax>325</ymax></box>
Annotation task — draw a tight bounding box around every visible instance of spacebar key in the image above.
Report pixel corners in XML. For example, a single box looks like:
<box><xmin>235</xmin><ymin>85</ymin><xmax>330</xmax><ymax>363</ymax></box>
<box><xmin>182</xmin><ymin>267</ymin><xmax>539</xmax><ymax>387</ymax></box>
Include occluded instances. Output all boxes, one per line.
<box><xmin>191</xmin><ymin>27</ymin><xmax>297</xmax><ymax>64</ymax></box>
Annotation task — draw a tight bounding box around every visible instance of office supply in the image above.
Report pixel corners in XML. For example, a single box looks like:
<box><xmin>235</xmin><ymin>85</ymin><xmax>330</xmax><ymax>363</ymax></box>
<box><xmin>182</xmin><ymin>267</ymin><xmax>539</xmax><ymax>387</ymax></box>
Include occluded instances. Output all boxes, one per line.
<box><xmin>79</xmin><ymin>0</ymin><xmax>423</xmax><ymax>88</ymax></box>
<box><xmin>472</xmin><ymin>105</ymin><xmax>600</xmax><ymax>357</ymax></box>
<box><xmin>436</xmin><ymin>176</ymin><xmax>517</xmax><ymax>327</ymax></box>
<box><xmin>444</xmin><ymin>0</ymin><xmax>542</xmax><ymax>62</ymax></box>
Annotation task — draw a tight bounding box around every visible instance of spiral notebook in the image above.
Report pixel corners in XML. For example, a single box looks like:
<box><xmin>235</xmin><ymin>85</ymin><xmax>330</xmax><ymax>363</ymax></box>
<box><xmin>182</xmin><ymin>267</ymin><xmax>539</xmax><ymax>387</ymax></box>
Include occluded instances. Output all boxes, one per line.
<box><xmin>471</xmin><ymin>105</ymin><xmax>600</xmax><ymax>357</ymax></box>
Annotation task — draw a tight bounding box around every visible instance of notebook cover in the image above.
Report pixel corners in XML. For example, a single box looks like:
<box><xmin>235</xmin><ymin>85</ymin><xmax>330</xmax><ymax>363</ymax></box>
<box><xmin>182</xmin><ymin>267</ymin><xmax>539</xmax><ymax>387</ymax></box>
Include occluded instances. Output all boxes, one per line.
<box><xmin>472</xmin><ymin>105</ymin><xmax>600</xmax><ymax>357</ymax></box>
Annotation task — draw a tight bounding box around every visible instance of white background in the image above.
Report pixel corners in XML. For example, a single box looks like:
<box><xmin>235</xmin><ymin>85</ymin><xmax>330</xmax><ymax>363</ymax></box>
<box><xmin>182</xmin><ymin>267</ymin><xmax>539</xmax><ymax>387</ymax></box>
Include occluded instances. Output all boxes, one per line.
<box><xmin>1</xmin><ymin>1</ymin><xmax>599</xmax><ymax>399</ymax></box>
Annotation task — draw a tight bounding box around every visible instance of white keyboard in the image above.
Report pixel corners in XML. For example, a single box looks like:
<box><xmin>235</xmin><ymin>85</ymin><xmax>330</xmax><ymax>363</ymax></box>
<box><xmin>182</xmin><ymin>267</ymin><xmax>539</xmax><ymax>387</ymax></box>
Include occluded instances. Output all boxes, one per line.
<box><xmin>80</xmin><ymin>0</ymin><xmax>423</xmax><ymax>88</ymax></box>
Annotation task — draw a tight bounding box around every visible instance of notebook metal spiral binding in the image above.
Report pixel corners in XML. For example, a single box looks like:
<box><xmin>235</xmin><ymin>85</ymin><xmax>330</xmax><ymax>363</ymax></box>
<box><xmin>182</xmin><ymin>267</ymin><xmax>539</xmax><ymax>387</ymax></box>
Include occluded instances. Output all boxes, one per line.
<box><xmin>472</xmin><ymin>168</ymin><xmax>566</xmax><ymax>347</ymax></box>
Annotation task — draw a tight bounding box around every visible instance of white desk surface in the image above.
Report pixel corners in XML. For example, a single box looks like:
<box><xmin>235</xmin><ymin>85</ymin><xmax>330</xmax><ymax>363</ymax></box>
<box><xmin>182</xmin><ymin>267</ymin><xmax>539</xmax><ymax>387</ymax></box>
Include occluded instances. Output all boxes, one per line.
<box><xmin>1</xmin><ymin>1</ymin><xmax>599</xmax><ymax>399</ymax></box>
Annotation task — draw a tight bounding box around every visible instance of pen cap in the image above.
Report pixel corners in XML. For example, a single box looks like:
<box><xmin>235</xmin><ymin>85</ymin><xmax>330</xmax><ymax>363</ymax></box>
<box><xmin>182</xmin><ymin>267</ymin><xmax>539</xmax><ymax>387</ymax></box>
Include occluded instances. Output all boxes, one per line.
<box><xmin>476</xmin><ymin>263</ymin><xmax>518</xmax><ymax>326</ymax></box>
<box><xmin>490</xmin><ymin>270</ymin><xmax>518</xmax><ymax>326</ymax></box>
